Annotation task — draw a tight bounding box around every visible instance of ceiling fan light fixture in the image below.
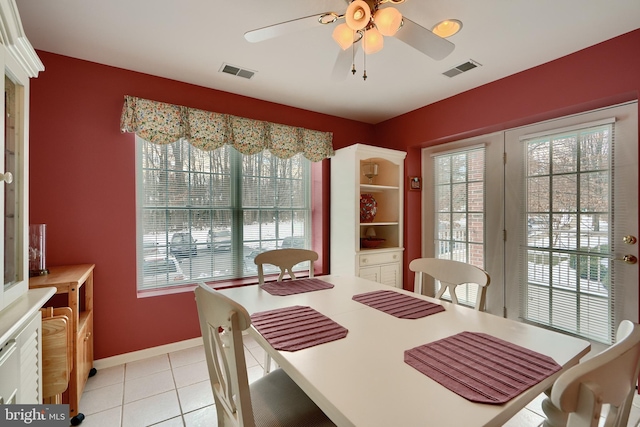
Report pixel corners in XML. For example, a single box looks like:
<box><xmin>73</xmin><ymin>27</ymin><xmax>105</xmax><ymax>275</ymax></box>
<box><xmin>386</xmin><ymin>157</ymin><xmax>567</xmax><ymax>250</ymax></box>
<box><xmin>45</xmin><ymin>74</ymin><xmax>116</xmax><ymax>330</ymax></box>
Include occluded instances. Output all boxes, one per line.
<box><xmin>319</xmin><ymin>12</ymin><xmax>339</xmax><ymax>25</ymax></box>
<box><xmin>345</xmin><ymin>0</ymin><xmax>371</xmax><ymax>31</ymax></box>
<box><xmin>374</xmin><ymin>7</ymin><xmax>402</xmax><ymax>36</ymax></box>
<box><xmin>332</xmin><ymin>23</ymin><xmax>355</xmax><ymax>50</ymax></box>
<box><xmin>363</xmin><ymin>27</ymin><xmax>384</xmax><ymax>55</ymax></box>
<box><xmin>431</xmin><ymin>19</ymin><xmax>462</xmax><ymax>38</ymax></box>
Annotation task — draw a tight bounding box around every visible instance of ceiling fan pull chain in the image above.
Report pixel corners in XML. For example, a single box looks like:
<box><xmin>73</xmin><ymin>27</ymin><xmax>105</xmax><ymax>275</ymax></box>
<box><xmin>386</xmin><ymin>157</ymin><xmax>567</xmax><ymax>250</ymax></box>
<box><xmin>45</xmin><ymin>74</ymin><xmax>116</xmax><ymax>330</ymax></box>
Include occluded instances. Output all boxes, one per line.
<box><xmin>351</xmin><ymin>31</ymin><xmax>357</xmax><ymax>75</ymax></box>
<box><xmin>363</xmin><ymin>31</ymin><xmax>367</xmax><ymax>80</ymax></box>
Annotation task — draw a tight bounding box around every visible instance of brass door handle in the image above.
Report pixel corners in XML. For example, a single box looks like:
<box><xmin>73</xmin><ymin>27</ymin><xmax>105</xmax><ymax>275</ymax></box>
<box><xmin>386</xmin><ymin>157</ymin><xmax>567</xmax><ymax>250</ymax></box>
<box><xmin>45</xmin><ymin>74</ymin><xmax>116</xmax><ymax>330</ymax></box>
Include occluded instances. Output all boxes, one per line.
<box><xmin>616</xmin><ymin>255</ymin><xmax>637</xmax><ymax>264</ymax></box>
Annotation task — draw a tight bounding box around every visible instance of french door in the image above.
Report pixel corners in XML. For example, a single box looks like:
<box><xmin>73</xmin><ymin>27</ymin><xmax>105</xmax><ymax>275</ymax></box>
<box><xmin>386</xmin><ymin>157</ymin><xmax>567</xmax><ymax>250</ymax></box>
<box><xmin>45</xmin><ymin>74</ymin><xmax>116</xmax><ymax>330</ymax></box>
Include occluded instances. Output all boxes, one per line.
<box><xmin>422</xmin><ymin>102</ymin><xmax>638</xmax><ymax>345</ymax></box>
<box><xmin>505</xmin><ymin>102</ymin><xmax>638</xmax><ymax>344</ymax></box>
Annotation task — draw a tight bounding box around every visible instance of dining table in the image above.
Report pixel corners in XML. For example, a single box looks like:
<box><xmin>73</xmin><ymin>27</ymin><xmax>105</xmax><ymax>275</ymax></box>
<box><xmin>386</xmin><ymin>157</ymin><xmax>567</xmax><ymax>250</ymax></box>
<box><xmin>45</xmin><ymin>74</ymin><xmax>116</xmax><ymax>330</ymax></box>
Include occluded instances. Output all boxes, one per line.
<box><xmin>217</xmin><ymin>274</ymin><xmax>591</xmax><ymax>427</ymax></box>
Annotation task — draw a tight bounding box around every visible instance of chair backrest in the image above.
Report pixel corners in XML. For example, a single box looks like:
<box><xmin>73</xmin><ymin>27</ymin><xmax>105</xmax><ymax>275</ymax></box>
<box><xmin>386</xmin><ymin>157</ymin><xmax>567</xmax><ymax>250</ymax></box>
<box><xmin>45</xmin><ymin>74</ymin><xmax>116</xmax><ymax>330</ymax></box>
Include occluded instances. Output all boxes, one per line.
<box><xmin>194</xmin><ymin>283</ymin><xmax>256</xmax><ymax>427</ymax></box>
<box><xmin>549</xmin><ymin>320</ymin><xmax>640</xmax><ymax>427</ymax></box>
<box><xmin>408</xmin><ymin>258</ymin><xmax>491</xmax><ymax>311</ymax></box>
<box><xmin>254</xmin><ymin>248</ymin><xmax>318</xmax><ymax>285</ymax></box>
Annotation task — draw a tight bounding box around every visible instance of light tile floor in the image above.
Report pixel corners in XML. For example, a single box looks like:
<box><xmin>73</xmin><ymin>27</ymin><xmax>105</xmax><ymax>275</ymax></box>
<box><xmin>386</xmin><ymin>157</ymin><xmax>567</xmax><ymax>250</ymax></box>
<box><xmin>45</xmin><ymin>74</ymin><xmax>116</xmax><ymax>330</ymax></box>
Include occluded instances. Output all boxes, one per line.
<box><xmin>79</xmin><ymin>335</ymin><xmax>640</xmax><ymax>427</ymax></box>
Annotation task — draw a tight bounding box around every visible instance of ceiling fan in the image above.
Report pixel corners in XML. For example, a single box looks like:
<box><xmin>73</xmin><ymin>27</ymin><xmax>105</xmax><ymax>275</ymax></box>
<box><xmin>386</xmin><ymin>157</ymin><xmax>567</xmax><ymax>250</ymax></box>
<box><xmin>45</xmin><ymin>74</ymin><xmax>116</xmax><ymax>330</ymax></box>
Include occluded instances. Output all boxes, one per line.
<box><xmin>244</xmin><ymin>0</ymin><xmax>458</xmax><ymax>80</ymax></box>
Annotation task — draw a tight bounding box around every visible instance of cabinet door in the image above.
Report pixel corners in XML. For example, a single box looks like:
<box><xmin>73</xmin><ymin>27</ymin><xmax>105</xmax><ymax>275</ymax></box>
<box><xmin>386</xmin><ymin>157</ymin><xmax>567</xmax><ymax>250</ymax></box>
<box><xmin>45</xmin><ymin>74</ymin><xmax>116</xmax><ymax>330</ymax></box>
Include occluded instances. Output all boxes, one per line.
<box><xmin>0</xmin><ymin>338</ymin><xmax>18</xmax><ymax>404</ymax></box>
<box><xmin>380</xmin><ymin>263</ymin><xmax>401</xmax><ymax>288</ymax></box>
<box><xmin>0</xmin><ymin>48</ymin><xmax>30</xmax><ymax>311</ymax></box>
<box><xmin>359</xmin><ymin>266</ymin><xmax>380</xmax><ymax>283</ymax></box>
<box><xmin>75</xmin><ymin>311</ymin><xmax>93</xmax><ymax>400</ymax></box>
<box><xmin>16</xmin><ymin>312</ymin><xmax>41</xmax><ymax>403</ymax></box>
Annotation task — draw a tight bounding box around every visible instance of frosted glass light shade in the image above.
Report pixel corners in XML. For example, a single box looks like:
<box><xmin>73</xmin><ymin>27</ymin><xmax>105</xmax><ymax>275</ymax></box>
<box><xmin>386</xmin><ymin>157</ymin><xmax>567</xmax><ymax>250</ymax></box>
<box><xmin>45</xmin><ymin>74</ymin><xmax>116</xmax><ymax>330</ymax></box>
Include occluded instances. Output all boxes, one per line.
<box><xmin>332</xmin><ymin>23</ymin><xmax>354</xmax><ymax>50</ymax></box>
<box><xmin>345</xmin><ymin>0</ymin><xmax>371</xmax><ymax>31</ymax></box>
<box><xmin>363</xmin><ymin>28</ymin><xmax>383</xmax><ymax>54</ymax></box>
<box><xmin>432</xmin><ymin>19</ymin><xmax>462</xmax><ymax>38</ymax></box>
<box><xmin>374</xmin><ymin>7</ymin><xmax>402</xmax><ymax>36</ymax></box>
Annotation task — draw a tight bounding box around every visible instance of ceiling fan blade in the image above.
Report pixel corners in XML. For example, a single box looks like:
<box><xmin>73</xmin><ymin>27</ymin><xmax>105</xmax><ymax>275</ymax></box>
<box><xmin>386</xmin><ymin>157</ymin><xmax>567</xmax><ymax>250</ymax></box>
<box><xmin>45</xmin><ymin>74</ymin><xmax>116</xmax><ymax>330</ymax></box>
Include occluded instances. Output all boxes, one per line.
<box><xmin>331</xmin><ymin>44</ymin><xmax>359</xmax><ymax>81</ymax></box>
<box><xmin>244</xmin><ymin>14</ymin><xmax>325</xmax><ymax>43</ymax></box>
<box><xmin>394</xmin><ymin>17</ymin><xmax>455</xmax><ymax>60</ymax></box>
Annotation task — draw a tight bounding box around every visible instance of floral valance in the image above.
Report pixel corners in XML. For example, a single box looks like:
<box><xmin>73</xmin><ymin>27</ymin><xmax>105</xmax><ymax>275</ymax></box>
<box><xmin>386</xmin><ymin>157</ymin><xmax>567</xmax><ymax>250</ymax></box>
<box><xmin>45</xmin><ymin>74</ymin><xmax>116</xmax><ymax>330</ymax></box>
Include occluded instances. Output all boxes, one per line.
<box><xmin>120</xmin><ymin>95</ymin><xmax>334</xmax><ymax>162</ymax></box>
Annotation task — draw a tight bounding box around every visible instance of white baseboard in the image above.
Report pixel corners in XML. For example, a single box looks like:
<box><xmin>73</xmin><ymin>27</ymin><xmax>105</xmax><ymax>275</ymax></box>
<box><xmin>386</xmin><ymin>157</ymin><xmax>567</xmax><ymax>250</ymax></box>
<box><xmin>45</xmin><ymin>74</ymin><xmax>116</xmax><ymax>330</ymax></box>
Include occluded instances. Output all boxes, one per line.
<box><xmin>93</xmin><ymin>337</ymin><xmax>204</xmax><ymax>370</ymax></box>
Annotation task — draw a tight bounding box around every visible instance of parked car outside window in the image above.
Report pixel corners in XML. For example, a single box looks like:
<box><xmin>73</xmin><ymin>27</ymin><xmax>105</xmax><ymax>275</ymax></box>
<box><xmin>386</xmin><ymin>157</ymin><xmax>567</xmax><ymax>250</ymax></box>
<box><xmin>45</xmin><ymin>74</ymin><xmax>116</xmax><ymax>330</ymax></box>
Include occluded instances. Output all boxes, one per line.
<box><xmin>207</xmin><ymin>229</ymin><xmax>232</xmax><ymax>251</ymax></box>
<box><xmin>170</xmin><ymin>232</ymin><xmax>198</xmax><ymax>257</ymax></box>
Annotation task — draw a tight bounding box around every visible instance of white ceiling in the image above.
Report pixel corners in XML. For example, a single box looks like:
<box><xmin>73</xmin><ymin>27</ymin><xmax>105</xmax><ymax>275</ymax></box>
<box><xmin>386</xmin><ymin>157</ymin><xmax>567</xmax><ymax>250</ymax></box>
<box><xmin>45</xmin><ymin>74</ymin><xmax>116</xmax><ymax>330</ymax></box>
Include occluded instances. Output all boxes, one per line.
<box><xmin>15</xmin><ymin>0</ymin><xmax>640</xmax><ymax>124</ymax></box>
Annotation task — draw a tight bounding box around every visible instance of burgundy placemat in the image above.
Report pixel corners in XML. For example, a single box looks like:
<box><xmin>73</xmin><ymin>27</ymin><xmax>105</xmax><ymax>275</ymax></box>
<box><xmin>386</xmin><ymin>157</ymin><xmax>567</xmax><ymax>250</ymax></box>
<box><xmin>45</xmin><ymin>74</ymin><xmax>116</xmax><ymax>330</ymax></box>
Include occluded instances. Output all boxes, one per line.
<box><xmin>352</xmin><ymin>290</ymin><xmax>445</xmax><ymax>319</ymax></box>
<box><xmin>404</xmin><ymin>331</ymin><xmax>561</xmax><ymax>404</ymax></box>
<box><xmin>251</xmin><ymin>305</ymin><xmax>348</xmax><ymax>351</ymax></box>
<box><xmin>261</xmin><ymin>278</ymin><xmax>334</xmax><ymax>296</ymax></box>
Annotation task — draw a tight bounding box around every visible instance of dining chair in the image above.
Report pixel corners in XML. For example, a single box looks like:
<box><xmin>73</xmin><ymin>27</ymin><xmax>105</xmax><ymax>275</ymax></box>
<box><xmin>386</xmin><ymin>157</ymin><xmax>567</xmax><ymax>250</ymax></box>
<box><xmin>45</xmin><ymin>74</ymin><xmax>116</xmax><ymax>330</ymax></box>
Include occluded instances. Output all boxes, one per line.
<box><xmin>194</xmin><ymin>283</ymin><xmax>336</xmax><ymax>427</ymax></box>
<box><xmin>540</xmin><ymin>320</ymin><xmax>640</xmax><ymax>427</ymax></box>
<box><xmin>408</xmin><ymin>258</ymin><xmax>491</xmax><ymax>311</ymax></box>
<box><xmin>254</xmin><ymin>248</ymin><xmax>319</xmax><ymax>285</ymax></box>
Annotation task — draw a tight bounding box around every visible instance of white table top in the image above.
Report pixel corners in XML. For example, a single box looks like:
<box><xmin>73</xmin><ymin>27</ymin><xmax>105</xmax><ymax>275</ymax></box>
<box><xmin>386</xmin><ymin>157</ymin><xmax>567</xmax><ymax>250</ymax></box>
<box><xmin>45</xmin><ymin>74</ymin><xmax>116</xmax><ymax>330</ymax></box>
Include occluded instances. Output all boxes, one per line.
<box><xmin>219</xmin><ymin>275</ymin><xmax>591</xmax><ymax>427</ymax></box>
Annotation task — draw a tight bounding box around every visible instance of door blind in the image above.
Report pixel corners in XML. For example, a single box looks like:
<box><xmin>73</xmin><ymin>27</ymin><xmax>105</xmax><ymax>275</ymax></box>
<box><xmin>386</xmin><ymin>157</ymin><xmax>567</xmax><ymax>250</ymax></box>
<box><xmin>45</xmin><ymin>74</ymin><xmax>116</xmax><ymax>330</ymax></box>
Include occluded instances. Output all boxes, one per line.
<box><xmin>521</xmin><ymin>120</ymin><xmax>615</xmax><ymax>343</ymax></box>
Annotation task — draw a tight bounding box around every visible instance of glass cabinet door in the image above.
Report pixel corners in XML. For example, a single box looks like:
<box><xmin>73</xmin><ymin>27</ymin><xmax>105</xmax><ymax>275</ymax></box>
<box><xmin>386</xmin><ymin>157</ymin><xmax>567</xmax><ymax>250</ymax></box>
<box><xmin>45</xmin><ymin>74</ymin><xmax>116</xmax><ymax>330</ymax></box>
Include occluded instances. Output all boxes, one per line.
<box><xmin>0</xmin><ymin>58</ymin><xmax>30</xmax><ymax>311</ymax></box>
<box><xmin>4</xmin><ymin>74</ymin><xmax>20</xmax><ymax>287</ymax></box>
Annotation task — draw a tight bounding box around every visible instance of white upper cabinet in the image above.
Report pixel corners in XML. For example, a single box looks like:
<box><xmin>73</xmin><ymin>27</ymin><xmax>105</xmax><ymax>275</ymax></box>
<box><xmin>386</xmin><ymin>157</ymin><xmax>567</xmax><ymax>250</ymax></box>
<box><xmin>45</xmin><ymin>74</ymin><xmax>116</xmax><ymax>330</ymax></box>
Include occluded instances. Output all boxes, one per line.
<box><xmin>0</xmin><ymin>0</ymin><xmax>44</xmax><ymax>312</ymax></box>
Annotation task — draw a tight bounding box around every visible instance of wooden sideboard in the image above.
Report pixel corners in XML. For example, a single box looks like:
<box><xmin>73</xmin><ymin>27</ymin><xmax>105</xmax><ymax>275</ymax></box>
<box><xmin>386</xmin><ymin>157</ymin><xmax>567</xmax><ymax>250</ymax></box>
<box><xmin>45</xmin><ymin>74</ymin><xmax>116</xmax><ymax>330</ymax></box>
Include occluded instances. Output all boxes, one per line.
<box><xmin>29</xmin><ymin>264</ymin><xmax>95</xmax><ymax>424</ymax></box>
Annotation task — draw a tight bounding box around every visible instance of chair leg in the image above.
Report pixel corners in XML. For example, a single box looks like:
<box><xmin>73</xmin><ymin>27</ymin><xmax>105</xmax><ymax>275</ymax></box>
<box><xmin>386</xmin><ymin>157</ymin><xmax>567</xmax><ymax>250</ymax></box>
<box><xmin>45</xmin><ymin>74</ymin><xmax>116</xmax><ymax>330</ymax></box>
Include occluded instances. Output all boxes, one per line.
<box><xmin>609</xmin><ymin>388</ymin><xmax>634</xmax><ymax>427</ymax></box>
<box><xmin>414</xmin><ymin>274</ymin><xmax>423</xmax><ymax>295</ymax></box>
<box><xmin>263</xmin><ymin>353</ymin><xmax>272</xmax><ymax>376</ymax></box>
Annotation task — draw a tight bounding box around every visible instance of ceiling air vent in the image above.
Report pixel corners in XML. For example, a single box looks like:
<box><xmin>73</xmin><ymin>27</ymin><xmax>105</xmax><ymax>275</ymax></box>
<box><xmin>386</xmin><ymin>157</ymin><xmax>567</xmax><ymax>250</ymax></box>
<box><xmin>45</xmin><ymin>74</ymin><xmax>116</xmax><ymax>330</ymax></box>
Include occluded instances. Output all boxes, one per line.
<box><xmin>220</xmin><ymin>63</ymin><xmax>255</xmax><ymax>80</ymax></box>
<box><xmin>443</xmin><ymin>60</ymin><xmax>481</xmax><ymax>78</ymax></box>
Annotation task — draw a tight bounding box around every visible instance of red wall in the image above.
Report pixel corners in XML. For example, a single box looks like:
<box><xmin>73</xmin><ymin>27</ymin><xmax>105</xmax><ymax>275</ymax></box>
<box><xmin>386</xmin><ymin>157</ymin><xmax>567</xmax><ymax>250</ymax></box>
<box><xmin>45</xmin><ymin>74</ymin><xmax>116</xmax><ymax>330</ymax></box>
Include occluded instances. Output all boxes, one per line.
<box><xmin>29</xmin><ymin>29</ymin><xmax>640</xmax><ymax>359</ymax></box>
<box><xmin>28</xmin><ymin>51</ymin><xmax>373</xmax><ymax>359</ymax></box>
<box><xmin>373</xmin><ymin>29</ymin><xmax>640</xmax><ymax>290</ymax></box>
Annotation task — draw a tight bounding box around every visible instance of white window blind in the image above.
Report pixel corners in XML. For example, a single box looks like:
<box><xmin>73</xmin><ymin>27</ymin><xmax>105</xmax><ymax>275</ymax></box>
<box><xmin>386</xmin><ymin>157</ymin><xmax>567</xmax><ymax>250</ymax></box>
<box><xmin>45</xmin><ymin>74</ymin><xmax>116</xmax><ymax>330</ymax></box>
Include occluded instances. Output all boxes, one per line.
<box><xmin>433</xmin><ymin>146</ymin><xmax>486</xmax><ymax>307</ymax></box>
<box><xmin>136</xmin><ymin>136</ymin><xmax>311</xmax><ymax>291</ymax></box>
<box><xmin>521</xmin><ymin>120</ymin><xmax>615</xmax><ymax>343</ymax></box>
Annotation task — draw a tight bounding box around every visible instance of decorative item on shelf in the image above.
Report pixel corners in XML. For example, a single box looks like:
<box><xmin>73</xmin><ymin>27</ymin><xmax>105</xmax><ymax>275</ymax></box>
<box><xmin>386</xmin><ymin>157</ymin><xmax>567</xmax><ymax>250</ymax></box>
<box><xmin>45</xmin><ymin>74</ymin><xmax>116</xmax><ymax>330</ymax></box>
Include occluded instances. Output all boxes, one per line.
<box><xmin>362</xmin><ymin>161</ymin><xmax>378</xmax><ymax>184</ymax></box>
<box><xmin>361</xmin><ymin>227</ymin><xmax>385</xmax><ymax>249</ymax></box>
<box><xmin>29</xmin><ymin>224</ymin><xmax>49</xmax><ymax>276</ymax></box>
<box><xmin>360</xmin><ymin>193</ymin><xmax>377</xmax><ymax>222</ymax></box>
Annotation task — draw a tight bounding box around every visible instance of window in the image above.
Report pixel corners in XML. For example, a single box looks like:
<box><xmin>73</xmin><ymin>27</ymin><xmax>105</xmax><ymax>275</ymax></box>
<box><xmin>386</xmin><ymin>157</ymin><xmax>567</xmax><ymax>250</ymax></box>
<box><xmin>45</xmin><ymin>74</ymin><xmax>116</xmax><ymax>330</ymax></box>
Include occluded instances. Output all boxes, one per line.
<box><xmin>136</xmin><ymin>136</ymin><xmax>311</xmax><ymax>291</ymax></box>
<box><xmin>433</xmin><ymin>147</ymin><xmax>486</xmax><ymax>307</ymax></box>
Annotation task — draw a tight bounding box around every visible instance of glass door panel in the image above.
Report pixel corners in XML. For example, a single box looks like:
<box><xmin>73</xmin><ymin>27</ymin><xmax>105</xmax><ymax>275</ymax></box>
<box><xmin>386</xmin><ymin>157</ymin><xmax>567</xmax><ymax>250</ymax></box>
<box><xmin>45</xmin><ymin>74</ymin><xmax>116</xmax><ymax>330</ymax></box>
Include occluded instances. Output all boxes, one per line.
<box><xmin>4</xmin><ymin>75</ymin><xmax>19</xmax><ymax>288</ymax></box>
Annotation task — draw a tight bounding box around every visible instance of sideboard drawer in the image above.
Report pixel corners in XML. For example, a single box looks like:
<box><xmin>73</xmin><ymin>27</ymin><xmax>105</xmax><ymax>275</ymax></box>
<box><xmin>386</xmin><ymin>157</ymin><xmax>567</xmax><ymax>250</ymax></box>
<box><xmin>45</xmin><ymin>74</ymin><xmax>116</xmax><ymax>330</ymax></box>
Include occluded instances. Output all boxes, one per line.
<box><xmin>359</xmin><ymin>251</ymin><xmax>401</xmax><ymax>267</ymax></box>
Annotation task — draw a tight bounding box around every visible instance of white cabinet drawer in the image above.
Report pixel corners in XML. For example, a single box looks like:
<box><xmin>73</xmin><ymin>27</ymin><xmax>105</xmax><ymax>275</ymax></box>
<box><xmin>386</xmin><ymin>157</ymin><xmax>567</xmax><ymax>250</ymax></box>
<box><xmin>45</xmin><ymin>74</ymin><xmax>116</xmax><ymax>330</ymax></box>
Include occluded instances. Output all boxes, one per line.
<box><xmin>359</xmin><ymin>250</ymin><xmax>401</xmax><ymax>267</ymax></box>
